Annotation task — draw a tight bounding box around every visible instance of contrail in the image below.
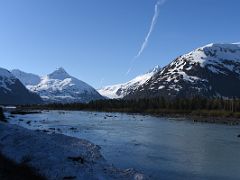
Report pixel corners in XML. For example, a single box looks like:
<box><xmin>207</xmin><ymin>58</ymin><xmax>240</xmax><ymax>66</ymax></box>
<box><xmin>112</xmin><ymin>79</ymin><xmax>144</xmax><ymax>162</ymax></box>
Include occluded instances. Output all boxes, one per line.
<box><xmin>135</xmin><ymin>0</ymin><xmax>166</xmax><ymax>59</ymax></box>
<box><xmin>126</xmin><ymin>0</ymin><xmax>166</xmax><ymax>75</ymax></box>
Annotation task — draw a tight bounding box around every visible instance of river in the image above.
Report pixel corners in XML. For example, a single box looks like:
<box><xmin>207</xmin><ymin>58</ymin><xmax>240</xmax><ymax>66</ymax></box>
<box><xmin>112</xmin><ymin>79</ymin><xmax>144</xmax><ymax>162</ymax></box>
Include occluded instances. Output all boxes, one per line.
<box><xmin>7</xmin><ymin>111</ymin><xmax>240</xmax><ymax>180</ymax></box>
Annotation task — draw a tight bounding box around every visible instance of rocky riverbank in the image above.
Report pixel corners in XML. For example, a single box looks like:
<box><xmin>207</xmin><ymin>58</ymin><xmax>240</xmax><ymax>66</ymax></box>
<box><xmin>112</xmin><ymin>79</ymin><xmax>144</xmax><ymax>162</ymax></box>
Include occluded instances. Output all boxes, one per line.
<box><xmin>0</xmin><ymin>123</ymin><xmax>145</xmax><ymax>180</ymax></box>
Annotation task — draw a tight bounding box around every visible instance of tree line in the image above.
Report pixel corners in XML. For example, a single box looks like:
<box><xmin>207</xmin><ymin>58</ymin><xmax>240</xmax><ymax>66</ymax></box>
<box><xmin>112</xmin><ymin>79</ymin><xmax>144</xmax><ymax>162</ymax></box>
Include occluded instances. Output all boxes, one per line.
<box><xmin>25</xmin><ymin>97</ymin><xmax>240</xmax><ymax>118</ymax></box>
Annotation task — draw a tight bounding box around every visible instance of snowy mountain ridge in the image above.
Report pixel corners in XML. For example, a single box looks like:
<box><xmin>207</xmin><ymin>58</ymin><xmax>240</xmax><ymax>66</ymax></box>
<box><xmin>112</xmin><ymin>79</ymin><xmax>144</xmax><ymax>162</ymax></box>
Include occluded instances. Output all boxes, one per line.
<box><xmin>11</xmin><ymin>69</ymin><xmax>41</xmax><ymax>87</ymax></box>
<box><xmin>98</xmin><ymin>65</ymin><xmax>161</xmax><ymax>99</ymax></box>
<box><xmin>126</xmin><ymin>43</ymin><xmax>240</xmax><ymax>99</ymax></box>
<box><xmin>181</xmin><ymin>43</ymin><xmax>240</xmax><ymax>68</ymax></box>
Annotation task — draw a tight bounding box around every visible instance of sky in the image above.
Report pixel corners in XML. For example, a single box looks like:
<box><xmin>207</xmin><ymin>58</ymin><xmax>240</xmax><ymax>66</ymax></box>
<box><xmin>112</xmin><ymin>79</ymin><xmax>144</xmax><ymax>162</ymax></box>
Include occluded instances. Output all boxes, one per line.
<box><xmin>0</xmin><ymin>0</ymin><xmax>239</xmax><ymax>88</ymax></box>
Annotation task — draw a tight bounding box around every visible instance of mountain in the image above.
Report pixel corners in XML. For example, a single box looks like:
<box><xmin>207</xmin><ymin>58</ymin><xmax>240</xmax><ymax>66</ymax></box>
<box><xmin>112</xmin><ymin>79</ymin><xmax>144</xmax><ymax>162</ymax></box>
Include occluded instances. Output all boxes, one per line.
<box><xmin>0</xmin><ymin>67</ymin><xmax>42</xmax><ymax>105</ymax></box>
<box><xmin>11</xmin><ymin>69</ymin><xmax>41</xmax><ymax>87</ymax></box>
<box><xmin>125</xmin><ymin>43</ymin><xmax>240</xmax><ymax>99</ymax></box>
<box><xmin>98</xmin><ymin>66</ymin><xmax>161</xmax><ymax>99</ymax></box>
<box><xmin>22</xmin><ymin>68</ymin><xmax>104</xmax><ymax>103</ymax></box>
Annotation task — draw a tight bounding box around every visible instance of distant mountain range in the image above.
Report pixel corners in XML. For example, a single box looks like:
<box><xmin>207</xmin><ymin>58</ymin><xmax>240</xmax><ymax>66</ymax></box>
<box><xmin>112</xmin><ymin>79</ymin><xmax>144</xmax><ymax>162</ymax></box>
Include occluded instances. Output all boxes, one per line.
<box><xmin>98</xmin><ymin>66</ymin><xmax>161</xmax><ymax>99</ymax></box>
<box><xmin>1</xmin><ymin>42</ymin><xmax>240</xmax><ymax>105</ymax></box>
<box><xmin>99</xmin><ymin>43</ymin><xmax>240</xmax><ymax>99</ymax></box>
<box><xmin>0</xmin><ymin>67</ymin><xmax>42</xmax><ymax>105</ymax></box>
<box><xmin>12</xmin><ymin>68</ymin><xmax>103</xmax><ymax>103</ymax></box>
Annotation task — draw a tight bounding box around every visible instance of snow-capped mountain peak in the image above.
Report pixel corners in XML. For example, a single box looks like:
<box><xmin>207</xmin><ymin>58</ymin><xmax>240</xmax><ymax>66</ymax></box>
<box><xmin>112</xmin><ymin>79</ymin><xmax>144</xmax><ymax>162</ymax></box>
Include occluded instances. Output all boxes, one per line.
<box><xmin>13</xmin><ymin>68</ymin><xmax>104</xmax><ymax>103</ymax></box>
<box><xmin>175</xmin><ymin>43</ymin><xmax>240</xmax><ymax>76</ymax></box>
<box><xmin>182</xmin><ymin>43</ymin><xmax>240</xmax><ymax>66</ymax></box>
<box><xmin>147</xmin><ymin>65</ymin><xmax>161</xmax><ymax>74</ymax></box>
<box><xmin>48</xmin><ymin>67</ymin><xmax>71</xmax><ymax>80</ymax></box>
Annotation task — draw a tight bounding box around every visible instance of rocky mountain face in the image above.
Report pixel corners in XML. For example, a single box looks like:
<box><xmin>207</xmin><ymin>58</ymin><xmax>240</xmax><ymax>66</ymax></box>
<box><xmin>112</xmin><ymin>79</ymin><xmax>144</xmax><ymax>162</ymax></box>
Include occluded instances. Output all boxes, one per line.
<box><xmin>125</xmin><ymin>43</ymin><xmax>240</xmax><ymax>99</ymax></box>
<box><xmin>98</xmin><ymin>66</ymin><xmax>161</xmax><ymax>99</ymax></box>
<box><xmin>15</xmin><ymin>68</ymin><xmax>104</xmax><ymax>103</ymax></box>
<box><xmin>0</xmin><ymin>67</ymin><xmax>42</xmax><ymax>105</ymax></box>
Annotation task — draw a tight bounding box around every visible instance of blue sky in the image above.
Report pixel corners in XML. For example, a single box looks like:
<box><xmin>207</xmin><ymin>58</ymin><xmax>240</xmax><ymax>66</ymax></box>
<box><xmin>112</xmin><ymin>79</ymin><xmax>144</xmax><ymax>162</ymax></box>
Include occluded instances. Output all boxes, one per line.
<box><xmin>0</xmin><ymin>0</ymin><xmax>239</xmax><ymax>88</ymax></box>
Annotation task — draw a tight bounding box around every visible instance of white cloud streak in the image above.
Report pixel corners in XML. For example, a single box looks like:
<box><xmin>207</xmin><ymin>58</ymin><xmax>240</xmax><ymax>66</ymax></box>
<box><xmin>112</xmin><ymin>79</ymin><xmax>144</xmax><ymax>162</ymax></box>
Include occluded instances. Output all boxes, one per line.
<box><xmin>126</xmin><ymin>0</ymin><xmax>166</xmax><ymax>76</ymax></box>
<box><xmin>135</xmin><ymin>0</ymin><xmax>166</xmax><ymax>59</ymax></box>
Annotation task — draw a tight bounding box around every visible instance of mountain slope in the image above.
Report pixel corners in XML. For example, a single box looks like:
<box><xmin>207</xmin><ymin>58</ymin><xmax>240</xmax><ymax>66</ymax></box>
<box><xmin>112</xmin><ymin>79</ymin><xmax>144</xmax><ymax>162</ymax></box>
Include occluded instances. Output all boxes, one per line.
<box><xmin>28</xmin><ymin>68</ymin><xmax>104</xmax><ymax>103</ymax></box>
<box><xmin>0</xmin><ymin>67</ymin><xmax>42</xmax><ymax>105</ymax></box>
<box><xmin>11</xmin><ymin>69</ymin><xmax>41</xmax><ymax>87</ymax></box>
<box><xmin>98</xmin><ymin>66</ymin><xmax>161</xmax><ymax>99</ymax></box>
<box><xmin>125</xmin><ymin>43</ymin><xmax>240</xmax><ymax>99</ymax></box>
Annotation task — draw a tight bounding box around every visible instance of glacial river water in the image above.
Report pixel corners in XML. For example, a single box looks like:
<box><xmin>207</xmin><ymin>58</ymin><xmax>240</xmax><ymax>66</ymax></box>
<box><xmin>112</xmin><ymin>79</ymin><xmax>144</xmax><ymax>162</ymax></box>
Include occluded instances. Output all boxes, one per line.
<box><xmin>7</xmin><ymin>111</ymin><xmax>240</xmax><ymax>180</ymax></box>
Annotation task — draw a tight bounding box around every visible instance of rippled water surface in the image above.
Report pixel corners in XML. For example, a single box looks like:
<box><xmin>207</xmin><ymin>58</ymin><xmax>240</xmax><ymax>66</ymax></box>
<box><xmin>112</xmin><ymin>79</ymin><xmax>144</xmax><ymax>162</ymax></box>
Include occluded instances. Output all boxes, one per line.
<box><xmin>7</xmin><ymin>111</ymin><xmax>240</xmax><ymax>180</ymax></box>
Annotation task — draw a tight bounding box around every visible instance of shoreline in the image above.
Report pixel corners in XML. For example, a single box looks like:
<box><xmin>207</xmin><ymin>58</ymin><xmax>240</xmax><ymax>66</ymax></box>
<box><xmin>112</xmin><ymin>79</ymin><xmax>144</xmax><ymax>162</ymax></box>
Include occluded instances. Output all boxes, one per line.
<box><xmin>0</xmin><ymin>122</ymin><xmax>146</xmax><ymax>180</ymax></box>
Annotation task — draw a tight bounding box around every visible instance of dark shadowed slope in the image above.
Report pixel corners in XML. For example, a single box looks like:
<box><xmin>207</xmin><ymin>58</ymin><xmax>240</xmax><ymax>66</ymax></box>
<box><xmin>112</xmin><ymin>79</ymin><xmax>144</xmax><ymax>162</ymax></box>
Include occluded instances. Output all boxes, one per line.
<box><xmin>0</xmin><ymin>67</ymin><xmax>42</xmax><ymax>105</ymax></box>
